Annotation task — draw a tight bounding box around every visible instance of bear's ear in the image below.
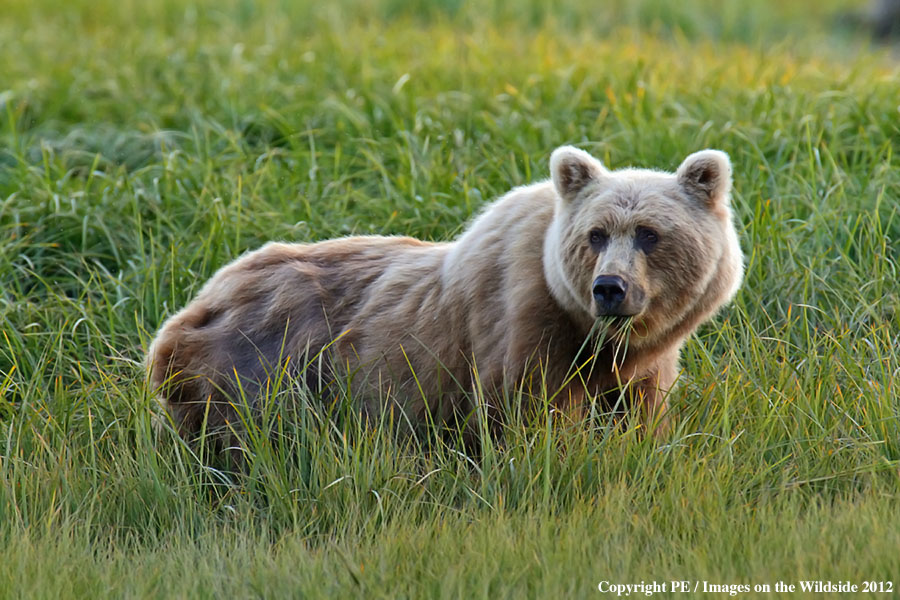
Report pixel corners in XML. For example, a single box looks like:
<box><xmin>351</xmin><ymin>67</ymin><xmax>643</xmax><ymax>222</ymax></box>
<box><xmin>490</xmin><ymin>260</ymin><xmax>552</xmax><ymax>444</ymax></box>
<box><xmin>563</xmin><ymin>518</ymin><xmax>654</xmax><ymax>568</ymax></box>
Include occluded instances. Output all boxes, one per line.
<box><xmin>676</xmin><ymin>150</ymin><xmax>732</xmax><ymax>208</ymax></box>
<box><xmin>550</xmin><ymin>146</ymin><xmax>608</xmax><ymax>203</ymax></box>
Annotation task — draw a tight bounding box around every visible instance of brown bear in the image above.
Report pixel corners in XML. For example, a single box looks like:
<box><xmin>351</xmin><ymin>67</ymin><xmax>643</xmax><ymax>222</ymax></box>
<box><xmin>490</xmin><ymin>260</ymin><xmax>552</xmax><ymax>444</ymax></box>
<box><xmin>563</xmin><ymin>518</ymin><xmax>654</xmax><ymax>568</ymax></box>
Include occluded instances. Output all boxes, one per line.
<box><xmin>148</xmin><ymin>146</ymin><xmax>743</xmax><ymax>445</ymax></box>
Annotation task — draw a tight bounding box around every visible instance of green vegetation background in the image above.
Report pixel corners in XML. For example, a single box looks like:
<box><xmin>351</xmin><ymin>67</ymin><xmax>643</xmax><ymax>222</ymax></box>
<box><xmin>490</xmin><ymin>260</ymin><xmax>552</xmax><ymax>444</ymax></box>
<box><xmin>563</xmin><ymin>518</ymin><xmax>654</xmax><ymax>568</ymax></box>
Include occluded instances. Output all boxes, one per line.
<box><xmin>1</xmin><ymin>0</ymin><xmax>899</xmax><ymax>597</ymax></box>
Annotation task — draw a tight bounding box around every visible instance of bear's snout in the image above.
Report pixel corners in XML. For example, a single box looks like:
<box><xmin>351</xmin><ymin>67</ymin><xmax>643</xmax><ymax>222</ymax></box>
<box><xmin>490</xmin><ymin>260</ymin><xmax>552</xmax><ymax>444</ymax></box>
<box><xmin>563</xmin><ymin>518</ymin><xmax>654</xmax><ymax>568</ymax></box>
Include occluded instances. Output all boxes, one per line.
<box><xmin>592</xmin><ymin>275</ymin><xmax>628</xmax><ymax>314</ymax></box>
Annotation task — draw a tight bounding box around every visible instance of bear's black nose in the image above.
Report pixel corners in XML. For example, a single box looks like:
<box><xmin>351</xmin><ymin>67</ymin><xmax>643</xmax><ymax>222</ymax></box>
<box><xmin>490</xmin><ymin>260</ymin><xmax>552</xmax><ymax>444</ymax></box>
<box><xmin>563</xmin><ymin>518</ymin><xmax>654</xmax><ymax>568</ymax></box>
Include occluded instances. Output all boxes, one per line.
<box><xmin>592</xmin><ymin>275</ymin><xmax>627</xmax><ymax>312</ymax></box>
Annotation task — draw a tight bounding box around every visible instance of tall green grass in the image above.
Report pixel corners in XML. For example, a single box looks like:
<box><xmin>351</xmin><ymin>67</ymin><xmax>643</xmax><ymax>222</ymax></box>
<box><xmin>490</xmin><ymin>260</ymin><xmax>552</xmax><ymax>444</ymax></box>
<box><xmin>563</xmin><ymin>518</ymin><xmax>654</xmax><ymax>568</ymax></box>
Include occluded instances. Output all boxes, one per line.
<box><xmin>2</xmin><ymin>0</ymin><xmax>899</xmax><ymax>596</ymax></box>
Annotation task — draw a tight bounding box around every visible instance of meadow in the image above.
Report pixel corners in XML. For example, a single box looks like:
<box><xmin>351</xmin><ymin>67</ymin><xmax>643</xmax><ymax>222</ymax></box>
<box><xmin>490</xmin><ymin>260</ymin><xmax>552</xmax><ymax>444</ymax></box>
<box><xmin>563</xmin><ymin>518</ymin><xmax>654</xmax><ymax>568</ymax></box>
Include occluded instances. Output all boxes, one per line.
<box><xmin>1</xmin><ymin>0</ymin><xmax>899</xmax><ymax>596</ymax></box>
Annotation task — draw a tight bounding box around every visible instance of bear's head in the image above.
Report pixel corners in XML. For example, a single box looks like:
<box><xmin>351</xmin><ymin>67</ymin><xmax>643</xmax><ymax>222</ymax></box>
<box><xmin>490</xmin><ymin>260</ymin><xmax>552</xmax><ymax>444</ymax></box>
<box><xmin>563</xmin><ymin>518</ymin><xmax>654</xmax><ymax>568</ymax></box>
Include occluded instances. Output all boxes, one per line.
<box><xmin>543</xmin><ymin>146</ymin><xmax>743</xmax><ymax>347</ymax></box>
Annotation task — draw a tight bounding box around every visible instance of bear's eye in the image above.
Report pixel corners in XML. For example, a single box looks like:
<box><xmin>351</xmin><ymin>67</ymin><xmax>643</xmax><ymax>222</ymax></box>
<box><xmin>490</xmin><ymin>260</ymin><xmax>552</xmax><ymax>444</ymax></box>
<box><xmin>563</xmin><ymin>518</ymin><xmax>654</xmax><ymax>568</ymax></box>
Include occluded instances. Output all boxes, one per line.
<box><xmin>588</xmin><ymin>229</ymin><xmax>608</xmax><ymax>250</ymax></box>
<box><xmin>635</xmin><ymin>227</ymin><xmax>660</xmax><ymax>253</ymax></box>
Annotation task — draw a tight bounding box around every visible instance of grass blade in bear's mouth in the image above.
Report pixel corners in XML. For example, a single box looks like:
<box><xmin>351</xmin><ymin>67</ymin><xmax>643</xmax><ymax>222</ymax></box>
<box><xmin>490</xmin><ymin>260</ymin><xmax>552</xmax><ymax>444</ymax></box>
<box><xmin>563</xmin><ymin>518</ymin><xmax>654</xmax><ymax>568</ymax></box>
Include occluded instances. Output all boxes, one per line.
<box><xmin>599</xmin><ymin>316</ymin><xmax>638</xmax><ymax>341</ymax></box>
<box><xmin>596</xmin><ymin>315</ymin><xmax>633</xmax><ymax>327</ymax></box>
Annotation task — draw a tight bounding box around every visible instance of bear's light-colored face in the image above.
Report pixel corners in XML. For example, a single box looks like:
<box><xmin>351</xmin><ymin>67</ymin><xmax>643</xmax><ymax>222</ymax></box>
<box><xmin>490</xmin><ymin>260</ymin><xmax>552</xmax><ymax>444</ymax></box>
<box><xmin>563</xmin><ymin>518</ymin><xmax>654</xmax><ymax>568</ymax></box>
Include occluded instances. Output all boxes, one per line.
<box><xmin>543</xmin><ymin>146</ymin><xmax>743</xmax><ymax>344</ymax></box>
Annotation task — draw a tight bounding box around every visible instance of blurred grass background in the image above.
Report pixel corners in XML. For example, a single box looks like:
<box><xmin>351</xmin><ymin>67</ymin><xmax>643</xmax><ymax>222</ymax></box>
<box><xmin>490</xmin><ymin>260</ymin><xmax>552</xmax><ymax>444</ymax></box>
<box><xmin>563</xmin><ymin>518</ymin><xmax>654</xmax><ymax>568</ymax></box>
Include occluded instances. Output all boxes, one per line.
<box><xmin>2</xmin><ymin>0</ymin><xmax>900</xmax><ymax>597</ymax></box>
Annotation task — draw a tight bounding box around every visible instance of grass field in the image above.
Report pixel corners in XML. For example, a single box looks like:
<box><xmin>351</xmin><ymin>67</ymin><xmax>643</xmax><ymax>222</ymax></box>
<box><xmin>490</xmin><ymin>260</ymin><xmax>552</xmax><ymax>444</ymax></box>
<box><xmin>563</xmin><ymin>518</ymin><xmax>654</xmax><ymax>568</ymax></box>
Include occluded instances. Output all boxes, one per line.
<box><xmin>2</xmin><ymin>0</ymin><xmax>900</xmax><ymax>597</ymax></box>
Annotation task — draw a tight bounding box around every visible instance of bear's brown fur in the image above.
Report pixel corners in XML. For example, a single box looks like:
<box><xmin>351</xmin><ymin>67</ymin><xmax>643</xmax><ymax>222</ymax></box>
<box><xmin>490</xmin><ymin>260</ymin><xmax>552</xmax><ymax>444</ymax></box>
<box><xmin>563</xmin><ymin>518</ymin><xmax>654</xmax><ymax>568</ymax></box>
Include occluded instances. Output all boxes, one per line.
<box><xmin>148</xmin><ymin>146</ymin><xmax>743</xmax><ymax>444</ymax></box>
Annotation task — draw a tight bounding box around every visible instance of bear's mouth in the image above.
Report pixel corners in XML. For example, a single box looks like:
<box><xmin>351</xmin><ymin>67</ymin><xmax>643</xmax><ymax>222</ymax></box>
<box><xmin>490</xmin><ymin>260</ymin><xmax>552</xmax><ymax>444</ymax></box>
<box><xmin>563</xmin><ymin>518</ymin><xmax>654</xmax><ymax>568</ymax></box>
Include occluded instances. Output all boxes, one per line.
<box><xmin>595</xmin><ymin>314</ymin><xmax>646</xmax><ymax>341</ymax></box>
<box><xmin>594</xmin><ymin>309</ymin><xmax>641</xmax><ymax>320</ymax></box>
<box><xmin>594</xmin><ymin>314</ymin><xmax>632</xmax><ymax>330</ymax></box>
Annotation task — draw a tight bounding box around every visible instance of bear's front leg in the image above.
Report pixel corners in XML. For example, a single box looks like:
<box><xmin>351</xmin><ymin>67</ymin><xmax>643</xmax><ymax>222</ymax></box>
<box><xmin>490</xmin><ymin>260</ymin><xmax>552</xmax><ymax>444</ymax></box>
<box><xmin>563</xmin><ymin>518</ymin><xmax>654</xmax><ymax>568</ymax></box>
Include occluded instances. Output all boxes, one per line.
<box><xmin>632</xmin><ymin>349</ymin><xmax>680</xmax><ymax>436</ymax></box>
<box><xmin>631</xmin><ymin>374</ymin><xmax>670</xmax><ymax>436</ymax></box>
